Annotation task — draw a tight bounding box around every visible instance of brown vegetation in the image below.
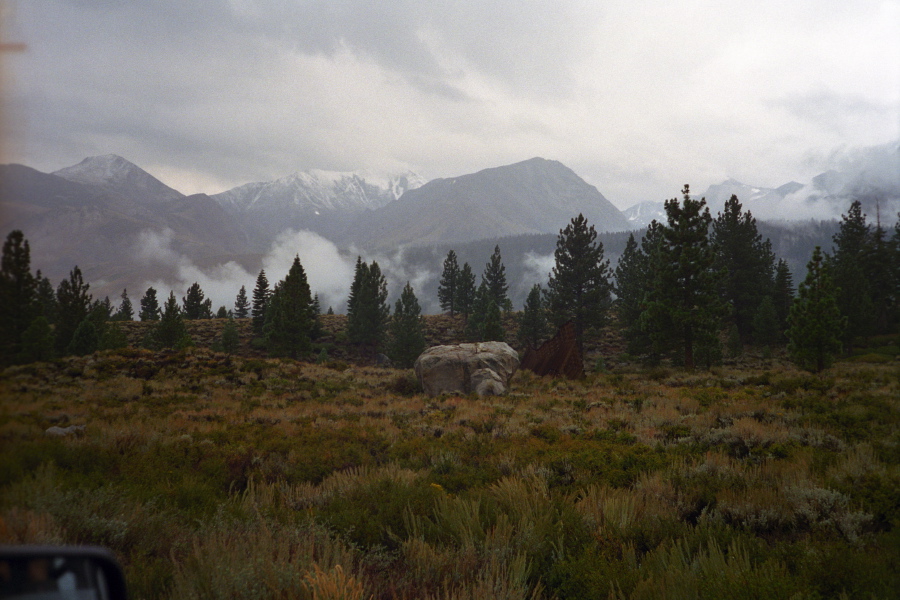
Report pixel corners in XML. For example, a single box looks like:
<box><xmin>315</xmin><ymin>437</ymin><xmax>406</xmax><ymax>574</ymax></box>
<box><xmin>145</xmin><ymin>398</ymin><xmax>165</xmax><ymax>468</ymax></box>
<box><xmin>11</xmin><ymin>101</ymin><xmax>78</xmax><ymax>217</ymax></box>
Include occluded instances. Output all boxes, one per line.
<box><xmin>1</xmin><ymin>331</ymin><xmax>898</xmax><ymax>598</ymax></box>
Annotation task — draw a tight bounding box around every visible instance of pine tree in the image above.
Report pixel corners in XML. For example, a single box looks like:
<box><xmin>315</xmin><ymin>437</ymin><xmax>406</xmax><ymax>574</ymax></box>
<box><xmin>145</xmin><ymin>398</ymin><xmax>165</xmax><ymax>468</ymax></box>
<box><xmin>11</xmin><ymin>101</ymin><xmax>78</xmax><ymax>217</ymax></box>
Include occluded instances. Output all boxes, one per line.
<box><xmin>465</xmin><ymin>280</ymin><xmax>504</xmax><ymax>342</ymax></box>
<box><xmin>482</xmin><ymin>245</ymin><xmax>512</xmax><ymax>313</ymax></box>
<box><xmin>861</xmin><ymin>222</ymin><xmax>895</xmax><ymax>334</ymax></box>
<box><xmin>251</xmin><ymin>270</ymin><xmax>271</xmax><ymax>336</ymax></box>
<box><xmin>113</xmin><ymin>289</ymin><xmax>134</xmax><ymax>321</ymax></box>
<box><xmin>182</xmin><ymin>282</ymin><xmax>213</xmax><ymax>319</ymax></box>
<box><xmin>67</xmin><ymin>318</ymin><xmax>99</xmax><ymax>356</ymax></box>
<box><xmin>772</xmin><ymin>259</ymin><xmax>794</xmax><ymax>340</ymax></box>
<box><xmin>518</xmin><ymin>283</ymin><xmax>548</xmax><ymax>349</ymax></box>
<box><xmin>310</xmin><ymin>293</ymin><xmax>323</xmax><ymax>340</ymax></box>
<box><xmin>55</xmin><ymin>266</ymin><xmax>92</xmax><ymax>356</ymax></box>
<box><xmin>455</xmin><ymin>262</ymin><xmax>477</xmax><ymax>322</ymax></box>
<box><xmin>643</xmin><ymin>186</ymin><xmax>727</xmax><ymax>369</ymax></box>
<box><xmin>152</xmin><ymin>292</ymin><xmax>191</xmax><ymax>349</ymax></box>
<box><xmin>66</xmin><ymin>300</ymin><xmax>111</xmax><ymax>356</ymax></box>
<box><xmin>216</xmin><ymin>305</ymin><xmax>228</xmax><ymax>319</ymax></box>
<box><xmin>711</xmin><ymin>195</ymin><xmax>776</xmax><ymax>344</ymax></box>
<box><xmin>34</xmin><ymin>271</ymin><xmax>57</xmax><ymax>323</ymax></box>
<box><xmin>787</xmin><ymin>247</ymin><xmax>845</xmax><ymax>372</ymax></box>
<box><xmin>139</xmin><ymin>287</ymin><xmax>160</xmax><ymax>321</ymax></box>
<box><xmin>264</xmin><ymin>256</ymin><xmax>313</xmax><ymax>358</ymax></box>
<box><xmin>545</xmin><ymin>214</ymin><xmax>613</xmax><ymax>354</ymax></box>
<box><xmin>752</xmin><ymin>295</ymin><xmax>780</xmax><ymax>349</ymax></box>
<box><xmin>388</xmin><ymin>281</ymin><xmax>426</xmax><ymax>368</ymax></box>
<box><xmin>830</xmin><ymin>201</ymin><xmax>873</xmax><ymax>350</ymax></box>
<box><xmin>438</xmin><ymin>250</ymin><xmax>460</xmax><ymax>316</ymax></box>
<box><xmin>234</xmin><ymin>285</ymin><xmax>250</xmax><ymax>319</ymax></box>
<box><xmin>220</xmin><ymin>318</ymin><xmax>240</xmax><ymax>354</ymax></box>
<box><xmin>101</xmin><ymin>296</ymin><xmax>114</xmax><ymax>318</ymax></box>
<box><xmin>346</xmin><ymin>257</ymin><xmax>368</xmax><ymax>343</ymax></box>
<box><xmin>0</xmin><ymin>230</ymin><xmax>37</xmax><ymax>364</ymax></box>
<box><xmin>621</xmin><ymin>222</ymin><xmax>666</xmax><ymax>359</ymax></box>
<box><xmin>615</xmin><ymin>231</ymin><xmax>651</xmax><ymax>355</ymax></box>
<box><xmin>346</xmin><ymin>258</ymin><xmax>390</xmax><ymax>357</ymax></box>
<box><xmin>614</xmin><ymin>233</ymin><xmax>642</xmax><ymax>329</ymax></box>
<box><xmin>481</xmin><ymin>297</ymin><xmax>504</xmax><ymax>342</ymax></box>
<box><xmin>19</xmin><ymin>316</ymin><xmax>55</xmax><ymax>363</ymax></box>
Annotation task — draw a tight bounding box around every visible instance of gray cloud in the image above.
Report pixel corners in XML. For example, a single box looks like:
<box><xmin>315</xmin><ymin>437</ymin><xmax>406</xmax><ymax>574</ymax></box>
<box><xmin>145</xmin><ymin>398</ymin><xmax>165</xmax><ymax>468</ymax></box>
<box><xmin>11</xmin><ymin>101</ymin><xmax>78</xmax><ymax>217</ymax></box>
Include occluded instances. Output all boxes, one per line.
<box><xmin>3</xmin><ymin>0</ymin><xmax>899</xmax><ymax>209</ymax></box>
<box><xmin>136</xmin><ymin>227</ymin><xmax>439</xmax><ymax>315</ymax></box>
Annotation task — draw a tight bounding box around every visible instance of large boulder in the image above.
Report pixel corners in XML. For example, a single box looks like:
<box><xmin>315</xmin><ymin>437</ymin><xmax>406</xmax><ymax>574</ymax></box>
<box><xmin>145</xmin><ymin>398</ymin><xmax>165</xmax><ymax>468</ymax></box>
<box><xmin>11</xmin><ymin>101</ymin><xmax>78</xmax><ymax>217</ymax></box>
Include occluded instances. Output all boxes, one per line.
<box><xmin>414</xmin><ymin>342</ymin><xmax>519</xmax><ymax>397</ymax></box>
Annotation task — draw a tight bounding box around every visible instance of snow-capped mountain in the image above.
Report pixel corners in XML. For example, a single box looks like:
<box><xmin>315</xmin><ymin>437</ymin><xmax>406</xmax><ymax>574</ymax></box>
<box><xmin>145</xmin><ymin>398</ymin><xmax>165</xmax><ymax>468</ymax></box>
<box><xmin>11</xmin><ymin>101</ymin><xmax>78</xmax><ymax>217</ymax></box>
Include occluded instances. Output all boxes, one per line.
<box><xmin>213</xmin><ymin>169</ymin><xmax>426</xmax><ymax>216</ymax></box>
<box><xmin>53</xmin><ymin>154</ymin><xmax>184</xmax><ymax>203</ymax></box>
<box><xmin>623</xmin><ymin>201</ymin><xmax>666</xmax><ymax>228</ymax></box>
<box><xmin>700</xmin><ymin>178</ymin><xmax>792</xmax><ymax>217</ymax></box>
<box><xmin>623</xmin><ymin>143</ymin><xmax>900</xmax><ymax>228</ymax></box>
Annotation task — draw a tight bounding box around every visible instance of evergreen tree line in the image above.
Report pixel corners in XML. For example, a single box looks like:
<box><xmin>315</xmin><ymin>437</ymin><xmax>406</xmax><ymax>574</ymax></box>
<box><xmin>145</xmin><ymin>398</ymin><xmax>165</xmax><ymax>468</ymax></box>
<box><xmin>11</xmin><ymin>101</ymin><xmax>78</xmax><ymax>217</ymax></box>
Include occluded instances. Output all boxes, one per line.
<box><xmin>3</xmin><ymin>192</ymin><xmax>898</xmax><ymax>370</ymax></box>
<box><xmin>0</xmin><ymin>231</ymin><xmax>133</xmax><ymax>364</ymax></box>
<box><xmin>0</xmin><ymin>231</ymin><xmax>430</xmax><ymax>369</ymax></box>
<box><xmin>436</xmin><ymin>190</ymin><xmax>900</xmax><ymax>372</ymax></box>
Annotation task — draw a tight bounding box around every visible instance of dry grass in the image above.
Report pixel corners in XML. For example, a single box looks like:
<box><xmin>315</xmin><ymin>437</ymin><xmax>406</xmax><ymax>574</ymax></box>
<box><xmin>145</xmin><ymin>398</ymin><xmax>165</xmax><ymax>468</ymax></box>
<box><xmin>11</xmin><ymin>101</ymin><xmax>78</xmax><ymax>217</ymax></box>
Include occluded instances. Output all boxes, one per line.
<box><xmin>1</xmin><ymin>346</ymin><xmax>898</xmax><ymax>599</ymax></box>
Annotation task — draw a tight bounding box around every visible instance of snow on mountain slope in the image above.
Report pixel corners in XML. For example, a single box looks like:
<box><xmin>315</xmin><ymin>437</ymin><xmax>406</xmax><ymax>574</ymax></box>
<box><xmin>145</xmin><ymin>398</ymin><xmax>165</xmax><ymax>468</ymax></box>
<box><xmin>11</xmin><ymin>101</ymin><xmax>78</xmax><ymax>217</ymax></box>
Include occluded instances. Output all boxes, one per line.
<box><xmin>213</xmin><ymin>169</ymin><xmax>426</xmax><ymax>216</ymax></box>
<box><xmin>53</xmin><ymin>154</ymin><xmax>184</xmax><ymax>203</ymax></box>
<box><xmin>623</xmin><ymin>201</ymin><xmax>666</xmax><ymax>228</ymax></box>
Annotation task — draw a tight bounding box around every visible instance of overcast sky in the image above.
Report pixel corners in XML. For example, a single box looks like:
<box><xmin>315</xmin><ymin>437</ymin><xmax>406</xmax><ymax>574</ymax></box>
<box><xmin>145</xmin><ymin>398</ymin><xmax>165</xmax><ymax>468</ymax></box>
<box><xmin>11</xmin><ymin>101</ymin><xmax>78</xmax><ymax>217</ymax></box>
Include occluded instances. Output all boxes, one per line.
<box><xmin>2</xmin><ymin>0</ymin><xmax>898</xmax><ymax>209</ymax></box>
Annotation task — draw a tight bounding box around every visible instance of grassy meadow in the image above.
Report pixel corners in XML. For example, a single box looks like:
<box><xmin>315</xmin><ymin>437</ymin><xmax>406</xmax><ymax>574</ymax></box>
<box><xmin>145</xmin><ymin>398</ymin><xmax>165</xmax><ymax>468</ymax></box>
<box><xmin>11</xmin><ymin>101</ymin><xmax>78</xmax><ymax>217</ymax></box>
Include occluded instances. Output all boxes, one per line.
<box><xmin>1</xmin><ymin>316</ymin><xmax>899</xmax><ymax>599</ymax></box>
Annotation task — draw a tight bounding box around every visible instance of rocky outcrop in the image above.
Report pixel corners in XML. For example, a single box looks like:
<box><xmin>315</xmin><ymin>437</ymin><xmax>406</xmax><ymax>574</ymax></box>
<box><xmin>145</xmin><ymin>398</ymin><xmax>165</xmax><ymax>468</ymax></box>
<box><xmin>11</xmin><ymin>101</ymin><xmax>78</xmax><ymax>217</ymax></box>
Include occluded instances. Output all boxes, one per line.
<box><xmin>414</xmin><ymin>342</ymin><xmax>519</xmax><ymax>397</ymax></box>
<box><xmin>45</xmin><ymin>424</ymin><xmax>85</xmax><ymax>437</ymax></box>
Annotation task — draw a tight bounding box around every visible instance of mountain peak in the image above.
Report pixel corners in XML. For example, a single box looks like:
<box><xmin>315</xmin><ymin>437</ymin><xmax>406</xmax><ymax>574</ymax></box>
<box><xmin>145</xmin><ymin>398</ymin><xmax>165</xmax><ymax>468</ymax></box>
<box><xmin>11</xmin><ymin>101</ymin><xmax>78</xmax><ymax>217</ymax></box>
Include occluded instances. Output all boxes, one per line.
<box><xmin>54</xmin><ymin>154</ymin><xmax>141</xmax><ymax>184</ymax></box>
<box><xmin>52</xmin><ymin>155</ymin><xmax>184</xmax><ymax>202</ymax></box>
<box><xmin>349</xmin><ymin>158</ymin><xmax>632</xmax><ymax>249</ymax></box>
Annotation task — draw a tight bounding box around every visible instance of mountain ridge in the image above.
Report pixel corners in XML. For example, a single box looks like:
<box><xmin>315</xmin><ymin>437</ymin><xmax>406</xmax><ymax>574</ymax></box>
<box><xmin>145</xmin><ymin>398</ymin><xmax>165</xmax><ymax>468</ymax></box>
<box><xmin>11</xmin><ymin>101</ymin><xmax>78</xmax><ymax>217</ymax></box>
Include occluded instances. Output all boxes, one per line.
<box><xmin>53</xmin><ymin>154</ymin><xmax>184</xmax><ymax>204</ymax></box>
<box><xmin>341</xmin><ymin>157</ymin><xmax>633</xmax><ymax>250</ymax></box>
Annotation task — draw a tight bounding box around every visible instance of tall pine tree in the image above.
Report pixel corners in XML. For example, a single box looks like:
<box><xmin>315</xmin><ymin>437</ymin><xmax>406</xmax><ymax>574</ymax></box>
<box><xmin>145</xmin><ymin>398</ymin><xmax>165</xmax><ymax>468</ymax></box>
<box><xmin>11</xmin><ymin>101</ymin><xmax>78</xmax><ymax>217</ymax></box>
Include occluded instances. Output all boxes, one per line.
<box><xmin>264</xmin><ymin>256</ymin><xmax>313</xmax><ymax>358</ymax></box>
<box><xmin>643</xmin><ymin>186</ymin><xmax>726</xmax><ymax>369</ymax></box>
<box><xmin>787</xmin><ymin>247</ymin><xmax>845</xmax><ymax>372</ymax></box>
<box><xmin>346</xmin><ymin>258</ymin><xmax>390</xmax><ymax>357</ymax></box>
<box><xmin>55</xmin><ymin>266</ymin><xmax>92</xmax><ymax>356</ymax></box>
<box><xmin>830</xmin><ymin>201</ymin><xmax>873</xmax><ymax>350</ymax></box>
<box><xmin>772</xmin><ymin>259</ymin><xmax>794</xmax><ymax>340</ymax></box>
<box><xmin>861</xmin><ymin>221</ymin><xmax>895</xmax><ymax>334</ymax></box>
<box><xmin>152</xmin><ymin>292</ymin><xmax>191</xmax><ymax>350</ymax></box>
<box><xmin>614</xmin><ymin>230</ymin><xmax>656</xmax><ymax>356</ymax></box>
<box><xmin>388</xmin><ymin>281</ymin><xmax>426</xmax><ymax>368</ymax></box>
<box><xmin>437</xmin><ymin>250</ymin><xmax>460</xmax><ymax>316</ymax></box>
<box><xmin>455</xmin><ymin>262</ymin><xmax>477</xmax><ymax>323</ymax></box>
<box><xmin>251</xmin><ymin>269</ymin><xmax>271</xmax><ymax>336</ymax></box>
<box><xmin>139</xmin><ymin>287</ymin><xmax>160</xmax><ymax>321</ymax></box>
<box><xmin>711</xmin><ymin>195</ymin><xmax>775</xmax><ymax>344</ymax></box>
<box><xmin>518</xmin><ymin>283</ymin><xmax>548</xmax><ymax>349</ymax></box>
<box><xmin>482</xmin><ymin>245</ymin><xmax>512</xmax><ymax>313</ymax></box>
<box><xmin>113</xmin><ymin>289</ymin><xmax>134</xmax><ymax>321</ymax></box>
<box><xmin>545</xmin><ymin>214</ymin><xmax>613</xmax><ymax>354</ymax></box>
<box><xmin>632</xmin><ymin>221</ymin><xmax>667</xmax><ymax>360</ymax></box>
<box><xmin>234</xmin><ymin>285</ymin><xmax>250</xmax><ymax>319</ymax></box>
<box><xmin>34</xmin><ymin>271</ymin><xmax>57</xmax><ymax>323</ymax></box>
<box><xmin>465</xmin><ymin>280</ymin><xmax>504</xmax><ymax>342</ymax></box>
<box><xmin>0</xmin><ymin>230</ymin><xmax>37</xmax><ymax>364</ymax></box>
<box><xmin>182</xmin><ymin>282</ymin><xmax>213</xmax><ymax>319</ymax></box>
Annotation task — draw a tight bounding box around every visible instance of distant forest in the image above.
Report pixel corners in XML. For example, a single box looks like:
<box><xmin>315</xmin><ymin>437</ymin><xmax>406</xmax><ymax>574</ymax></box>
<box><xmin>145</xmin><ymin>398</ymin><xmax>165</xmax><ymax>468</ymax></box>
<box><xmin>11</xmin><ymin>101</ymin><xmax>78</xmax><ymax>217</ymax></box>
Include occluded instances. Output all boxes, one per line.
<box><xmin>403</xmin><ymin>219</ymin><xmax>841</xmax><ymax>313</ymax></box>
